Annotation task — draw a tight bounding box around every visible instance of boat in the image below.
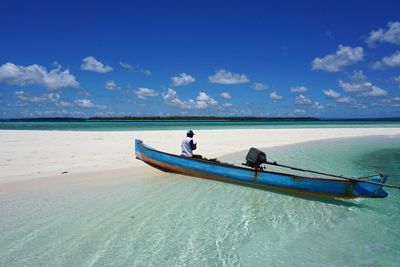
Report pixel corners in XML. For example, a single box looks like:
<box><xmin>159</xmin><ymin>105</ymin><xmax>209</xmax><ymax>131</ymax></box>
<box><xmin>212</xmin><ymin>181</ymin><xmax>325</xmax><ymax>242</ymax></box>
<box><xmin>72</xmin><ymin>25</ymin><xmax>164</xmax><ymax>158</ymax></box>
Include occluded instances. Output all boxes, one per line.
<box><xmin>134</xmin><ymin>139</ymin><xmax>395</xmax><ymax>198</ymax></box>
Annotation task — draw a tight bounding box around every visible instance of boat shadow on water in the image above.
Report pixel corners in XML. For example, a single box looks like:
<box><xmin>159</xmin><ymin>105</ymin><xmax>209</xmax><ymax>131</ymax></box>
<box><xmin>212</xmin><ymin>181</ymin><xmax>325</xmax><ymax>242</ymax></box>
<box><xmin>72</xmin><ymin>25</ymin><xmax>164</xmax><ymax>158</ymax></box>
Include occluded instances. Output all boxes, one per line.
<box><xmin>167</xmin><ymin>171</ymin><xmax>365</xmax><ymax>208</ymax></box>
<box><xmin>214</xmin><ymin>177</ymin><xmax>365</xmax><ymax>208</ymax></box>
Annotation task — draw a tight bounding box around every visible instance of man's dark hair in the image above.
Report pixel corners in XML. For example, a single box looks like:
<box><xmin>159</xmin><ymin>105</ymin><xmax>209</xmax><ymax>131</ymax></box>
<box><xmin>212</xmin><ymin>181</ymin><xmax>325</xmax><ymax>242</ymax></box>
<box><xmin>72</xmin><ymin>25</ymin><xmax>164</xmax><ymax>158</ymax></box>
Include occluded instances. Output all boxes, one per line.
<box><xmin>187</xmin><ymin>130</ymin><xmax>194</xmax><ymax>137</ymax></box>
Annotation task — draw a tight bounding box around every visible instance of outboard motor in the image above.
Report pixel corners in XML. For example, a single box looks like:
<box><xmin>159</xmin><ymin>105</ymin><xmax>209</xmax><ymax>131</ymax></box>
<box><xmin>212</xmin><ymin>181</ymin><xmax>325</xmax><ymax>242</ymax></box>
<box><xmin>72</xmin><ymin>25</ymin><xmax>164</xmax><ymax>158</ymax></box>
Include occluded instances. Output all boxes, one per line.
<box><xmin>244</xmin><ymin>147</ymin><xmax>267</xmax><ymax>169</ymax></box>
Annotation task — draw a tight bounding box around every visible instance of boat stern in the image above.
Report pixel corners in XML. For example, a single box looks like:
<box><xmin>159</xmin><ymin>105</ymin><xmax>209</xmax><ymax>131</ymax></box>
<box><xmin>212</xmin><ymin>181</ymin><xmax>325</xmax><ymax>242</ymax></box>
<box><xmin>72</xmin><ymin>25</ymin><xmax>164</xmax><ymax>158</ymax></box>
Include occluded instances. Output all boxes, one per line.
<box><xmin>353</xmin><ymin>175</ymin><xmax>389</xmax><ymax>198</ymax></box>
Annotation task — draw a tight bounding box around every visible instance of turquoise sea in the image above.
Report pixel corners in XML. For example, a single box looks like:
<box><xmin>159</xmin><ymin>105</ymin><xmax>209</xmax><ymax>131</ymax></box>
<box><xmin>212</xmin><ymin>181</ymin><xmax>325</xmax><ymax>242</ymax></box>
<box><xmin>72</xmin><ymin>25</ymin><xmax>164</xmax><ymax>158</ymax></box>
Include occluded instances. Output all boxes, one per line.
<box><xmin>0</xmin><ymin>135</ymin><xmax>399</xmax><ymax>266</ymax></box>
<box><xmin>0</xmin><ymin>120</ymin><xmax>400</xmax><ymax>131</ymax></box>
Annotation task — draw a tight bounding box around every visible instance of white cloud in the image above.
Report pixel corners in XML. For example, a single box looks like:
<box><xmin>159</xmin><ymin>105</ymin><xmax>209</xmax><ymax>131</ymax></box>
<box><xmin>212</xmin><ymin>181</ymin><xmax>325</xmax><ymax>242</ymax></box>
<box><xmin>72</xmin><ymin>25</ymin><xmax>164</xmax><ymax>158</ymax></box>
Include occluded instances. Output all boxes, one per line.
<box><xmin>291</xmin><ymin>86</ymin><xmax>308</xmax><ymax>93</ymax></box>
<box><xmin>196</xmin><ymin>92</ymin><xmax>211</xmax><ymax>101</ymax></box>
<box><xmin>335</xmin><ymin>96</ymin><xmax>367</xmax><ymax>108</ymax></box>
<box><xmin>171</xmin><ymin>73</ymin><xmax>196</xmax><ymax>86</ymax></box>
<box><xmin>119</xmin><ymin>61</ymin><xmax>133</xmax><ymax>69</ymax></box>
<box><xmin>58</xmin><ymin>100</ymin><xmax>73</xmax><ymax>107</ymax></box>
<box><xmin>313</xmin><ymin>101</ymin><xmax>324</xmax><ymax>109</ymax></box>
<box><xmin>338</xmin><ymin>70</ymin><xmax>387</xmax><ymax>97</ymax></box>
<box><xmin>388</xmin><ymin>97</ymin><xmax>400</xmax><ymax>107</ymax></box>
<box><xmin>92</xmin><ymin>111</ymin><xmax>117</xmax><ymax>117</ymax></box>
<box><xmin>222</xmin><ymin>103</ymin><xmax>232</xmax><ymax>107</ymax></box>
<box><xmin>119</xmin><ymin>62</ymin><xmax>151</xmax><ymax>75</ymax></box>
<box><xmin>311</xmin><ymin>45</ymin><xmax>364</xmax><ymax>72</ymax></box>
<box><xmin>295</xmin><ymin>94</ymin><xmax>312</xmax><ymax>105</ymax></box>
<box><xmin>139</xmin><ymin>68</ymin><xmax>152</xmax><ymax>76</ymax></box>
<box><xmin>47</xmin><ymin>92</ymin><xmax>60</xmax><ymax>102</ymax></box>
<box><xmin>269</xmin><ymin>91</ymin><xmax>283</xmax><ymax>100</ymax></box>
<box><xmin>197</xmin><ymin>92</ymin><xmax>218</xmax><ymax>105</ymax></box>
<box><xmin>162</xmin><ymin>88</ymin><xmax>178</xmax><ymax>102</ymax></box>
<box><xmin>0</xmin><ymin>62</ymin><xmax>79</xmax><ymax>90</ymax></box>
<box><xmin>19</xmin><ymin>109</ymin><xmax>84</xmax><ymax>117</ymax></box>
<box><xmin>192</xmin><ymin>101</ymin><xmax>208</xmax><ymax>109</ymax></box>
<box><xmin>49</xmin><ymin>93</ymin><xmax>73</xmax><ymax>107</ymax></box>
<box><xmin>220</xmin><ymin>92</ymin><xmax>231</xmax><ymax>99</ymax></box>
<box><xmin>252</xmin><ymin>82</ymin><xmax>268</xmax><ymax>90</ymax></box>
<box><xmin>372</xmin><ymin>51</ymin><xmax>400</xmax><ymax>69</ymax></box>
<box><xmin>15</xmin><ymin>90</ymin><xmax>47</xmax><ymax>103</ymax></box>
<box><xmin>162</xmin><ymin>88</ymin><xmax>218</xmax><ymax>109</ymax></box>
<box><xmin>209</xmin><ymin>69</ymin><xmax>249</xmax><ymax>84</ymax></box>
<box><xmin>395</xmin><ymin>75</ymin><xmax>400</xmax><ymax>87</ymax></box>
<box><xmin>338</xmin><ymin>71</ymin><xmax>368</xmax><ymax>92</ymax></box>
<box><xmin>134</xmin><ymin>88</ymin><xmax>159</xmax><ymax>99</ymax></box>
<box><xmin>366</xmin><ymin>21</ymin><xmax>400</xmax><ymax>47</ymax></box>
<box><xmin>163</xmin><ymin>89</ymin><xmax>204</xmax><ymax>109</ymax></box>
<box><xmin>15</xmin><ymin>90</ymin><xmax>74</xmax><ymax>107</ymax></box>
<box><xmin>358</xmin><ymin>86</ymin><xmax>388</xmax><ymax>97</ymax></box>
<box><xmin>75</xmin><ymin>98</ymin><xmax>106</xmax><ymax>109</ymax></box>
<box><xmin>323</xmin><ymin>88</ymin><xmax>341</xmax><ymax>99</ymax></box>
<box><xmin>322</xmin><ymin>89</ymin><xmax>355</xmax><ymax>105</ymax></box>
<box><xmin>105</xmin><ymin>80</ymin><xmax>119</xmax><ymax>90</ymax></box>
<box><xmin>80</xmin><ymin>56</ymin><xmax>113</xmax><ymax>73</ymax></box>
<box><xmin>336</xmin><ymin>96</ymin><xmax>352</xmax><ymax>104</ymax></box>
<box><xmin>295</xmin><ymin>109</ymin><xmax>306</xmax><ymax>114</ymax></box>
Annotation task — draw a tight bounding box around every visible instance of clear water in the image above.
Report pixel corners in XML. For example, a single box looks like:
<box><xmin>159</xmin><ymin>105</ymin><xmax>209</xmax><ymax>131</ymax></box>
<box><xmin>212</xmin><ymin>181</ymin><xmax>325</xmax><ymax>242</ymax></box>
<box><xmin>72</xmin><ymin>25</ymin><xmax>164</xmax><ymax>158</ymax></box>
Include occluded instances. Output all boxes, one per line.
<box><xmin>0</xmin><ymin>120</ymin><xmax>400</xmax><ymax>131</ymax></box>
<box><xmin>0</xmin><ymin>136</ymin><xmax>399</xmax><ymax>266</ymax></box>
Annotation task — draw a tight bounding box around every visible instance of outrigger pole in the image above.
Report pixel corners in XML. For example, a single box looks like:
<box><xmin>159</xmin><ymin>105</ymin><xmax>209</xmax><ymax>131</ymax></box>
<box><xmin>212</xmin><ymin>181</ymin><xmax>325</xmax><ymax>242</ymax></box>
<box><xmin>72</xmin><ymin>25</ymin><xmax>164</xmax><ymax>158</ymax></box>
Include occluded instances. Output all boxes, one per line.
<box><xmin>265</xmin><ymin>161</ymin><xmax>400</xmax><ymax>190</ymax></box>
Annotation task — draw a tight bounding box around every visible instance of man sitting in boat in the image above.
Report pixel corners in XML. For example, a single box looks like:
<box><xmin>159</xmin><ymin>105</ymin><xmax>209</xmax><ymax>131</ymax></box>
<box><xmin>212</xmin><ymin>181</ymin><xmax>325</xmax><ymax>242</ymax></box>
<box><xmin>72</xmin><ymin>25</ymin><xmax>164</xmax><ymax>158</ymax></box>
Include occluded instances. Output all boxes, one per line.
<box><xmin>181</xmin><ymin>130</ymin><xmax>202</xmax><ymax>158</ymax></box>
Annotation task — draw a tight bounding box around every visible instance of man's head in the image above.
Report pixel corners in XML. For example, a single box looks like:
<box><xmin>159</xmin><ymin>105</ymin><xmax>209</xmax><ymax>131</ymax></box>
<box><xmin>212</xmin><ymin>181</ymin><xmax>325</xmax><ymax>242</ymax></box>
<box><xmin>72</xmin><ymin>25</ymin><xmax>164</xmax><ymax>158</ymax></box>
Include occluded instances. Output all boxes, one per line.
<box><xmin>187</xmin><ymin>130</ymin><xmax>195</xmax><ymax>138</ymax></box>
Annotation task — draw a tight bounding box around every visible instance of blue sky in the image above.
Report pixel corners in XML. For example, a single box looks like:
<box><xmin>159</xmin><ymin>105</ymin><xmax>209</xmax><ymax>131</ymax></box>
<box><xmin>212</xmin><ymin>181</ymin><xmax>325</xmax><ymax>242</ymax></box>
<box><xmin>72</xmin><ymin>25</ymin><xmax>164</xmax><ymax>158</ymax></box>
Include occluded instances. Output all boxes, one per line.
<box><xmin>0</xmin><ymin>0</ymin><xmax>400</xmax><ymax>118</ymax></box>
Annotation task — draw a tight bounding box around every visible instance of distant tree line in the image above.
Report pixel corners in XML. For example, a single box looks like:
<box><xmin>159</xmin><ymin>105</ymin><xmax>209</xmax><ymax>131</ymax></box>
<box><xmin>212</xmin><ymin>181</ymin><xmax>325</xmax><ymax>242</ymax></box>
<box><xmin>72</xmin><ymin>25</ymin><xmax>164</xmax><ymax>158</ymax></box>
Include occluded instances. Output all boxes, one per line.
<box><xmin>87</xmin><ymin>116</ymin><xmax>320</xmax><ymax>121</ymax></box>
<box><xmin>2</xmin><ymin>116</ymin><xmax>400</xmax><ymax>122</ymax></box>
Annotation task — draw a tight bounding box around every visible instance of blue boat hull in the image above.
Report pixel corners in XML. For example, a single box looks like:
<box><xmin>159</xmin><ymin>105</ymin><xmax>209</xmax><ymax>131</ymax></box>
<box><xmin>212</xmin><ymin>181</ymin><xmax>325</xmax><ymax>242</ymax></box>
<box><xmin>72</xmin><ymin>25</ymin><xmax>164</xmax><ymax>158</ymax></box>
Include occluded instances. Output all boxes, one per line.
<box><xmin>134</xmin><ymin>139</ymin><xmax>388</xmax><ymax>198</ymax></box>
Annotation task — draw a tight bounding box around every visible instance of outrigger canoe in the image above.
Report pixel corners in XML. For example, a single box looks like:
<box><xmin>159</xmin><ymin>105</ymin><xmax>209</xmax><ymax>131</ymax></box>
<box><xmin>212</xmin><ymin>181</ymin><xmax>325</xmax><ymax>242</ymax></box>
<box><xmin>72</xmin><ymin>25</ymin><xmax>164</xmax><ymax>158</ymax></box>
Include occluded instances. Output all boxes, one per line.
<box><xmin>134</xmin><ymin>139</ymin><xmax>396</xmax><ymax>199</ymax></box>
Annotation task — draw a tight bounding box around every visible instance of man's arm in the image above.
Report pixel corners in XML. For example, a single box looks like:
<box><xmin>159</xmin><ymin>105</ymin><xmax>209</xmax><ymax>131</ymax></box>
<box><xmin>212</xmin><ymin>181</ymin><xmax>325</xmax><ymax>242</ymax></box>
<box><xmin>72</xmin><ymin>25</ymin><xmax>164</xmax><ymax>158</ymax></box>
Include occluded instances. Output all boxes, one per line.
<box><xmin>189</xmin><ymin>140</ymin><xmax>197</xmax><ymax>150</ymax></box>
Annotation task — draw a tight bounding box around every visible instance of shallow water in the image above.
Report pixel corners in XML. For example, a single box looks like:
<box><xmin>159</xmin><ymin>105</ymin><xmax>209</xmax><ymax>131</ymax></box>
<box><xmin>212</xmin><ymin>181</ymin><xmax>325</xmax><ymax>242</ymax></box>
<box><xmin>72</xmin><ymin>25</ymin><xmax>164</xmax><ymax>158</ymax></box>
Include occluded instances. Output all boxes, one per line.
<box><xmin>1</xmin><ymin>136</ymin><xmax>399</xmax><ymax>266</ymax></box>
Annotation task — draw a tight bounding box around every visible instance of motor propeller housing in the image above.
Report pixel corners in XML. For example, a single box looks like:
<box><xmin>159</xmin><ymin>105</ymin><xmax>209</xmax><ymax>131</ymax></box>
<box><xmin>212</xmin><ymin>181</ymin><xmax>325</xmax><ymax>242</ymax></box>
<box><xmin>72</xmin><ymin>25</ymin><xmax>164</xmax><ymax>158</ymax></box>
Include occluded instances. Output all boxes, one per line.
<box><xmin>244</xmin><ymin>147</ymin><xmax>267</xmax><ymax>169</ymax></box>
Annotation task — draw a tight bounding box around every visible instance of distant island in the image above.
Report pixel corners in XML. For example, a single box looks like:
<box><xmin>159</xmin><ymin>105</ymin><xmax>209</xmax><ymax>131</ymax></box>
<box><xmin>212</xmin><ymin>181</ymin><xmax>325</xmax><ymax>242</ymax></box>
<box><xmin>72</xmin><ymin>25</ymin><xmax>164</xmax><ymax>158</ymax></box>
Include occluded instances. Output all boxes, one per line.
<box><xmin>88</xmin><ymin>116</ymin><xmax>321</xmax><ymax>122</ymax></box>
<box><xmin>1</xmin><ymin>116</ymin><xmax>320</xmax><ymax>122</ymax></box>
<box><xmin>1</xmin><ymin>116</ymin><xmax>400</xmax><ymax>122</ymax></box>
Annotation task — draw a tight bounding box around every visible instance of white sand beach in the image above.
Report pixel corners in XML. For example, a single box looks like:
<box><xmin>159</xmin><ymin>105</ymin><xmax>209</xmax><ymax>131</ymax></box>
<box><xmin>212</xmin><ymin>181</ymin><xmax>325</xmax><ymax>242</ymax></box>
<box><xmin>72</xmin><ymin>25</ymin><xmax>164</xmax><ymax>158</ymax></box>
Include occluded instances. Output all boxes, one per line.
<box><xmin>1</xmin><ymin>128</ymin><xmax>400</xmax><ymax>184</ymax></box>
